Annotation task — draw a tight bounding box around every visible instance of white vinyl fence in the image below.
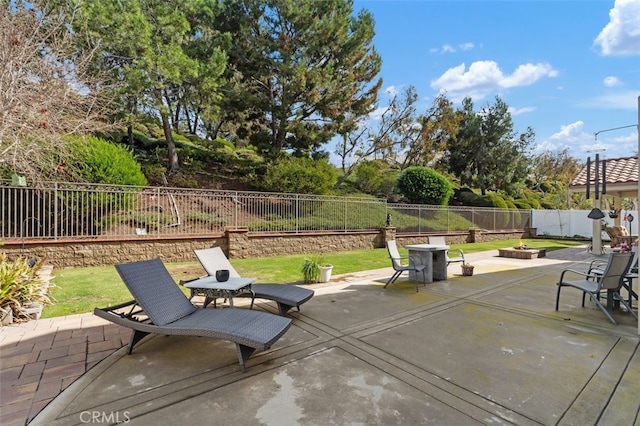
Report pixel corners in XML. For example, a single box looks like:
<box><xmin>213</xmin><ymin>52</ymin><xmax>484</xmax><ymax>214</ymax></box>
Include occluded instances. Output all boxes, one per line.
<box><xmin>531</xmin><ymin>209</ymin><xmax>638</xmax><ymax>241</ymax></box>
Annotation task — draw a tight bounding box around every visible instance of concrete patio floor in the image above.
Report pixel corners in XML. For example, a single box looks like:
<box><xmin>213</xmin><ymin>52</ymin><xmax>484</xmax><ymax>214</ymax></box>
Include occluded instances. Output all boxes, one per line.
<box><xmin>2</xmin><ymin>245</ymin><xmax>639</xmax><ymax>425</ymax></box>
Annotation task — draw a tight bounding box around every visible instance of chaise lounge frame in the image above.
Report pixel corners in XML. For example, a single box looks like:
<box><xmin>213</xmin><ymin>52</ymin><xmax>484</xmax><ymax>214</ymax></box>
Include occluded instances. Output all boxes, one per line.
<box><xmin>94</xmin><ymin>258</ymin><xmax>292</xmax><ymax>372</ymax></box>
<box><xmin>193</xmin><ymin>247</ymin><xmax>314</xmax><ymax>316</ymax></box>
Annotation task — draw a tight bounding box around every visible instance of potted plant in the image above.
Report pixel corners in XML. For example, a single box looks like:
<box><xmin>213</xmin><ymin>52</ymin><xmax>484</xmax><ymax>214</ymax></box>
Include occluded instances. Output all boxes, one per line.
<box><xmin>301</xmin><ymin>255</ymin><xmax>333</xmax><ymax>284</ymax></box>
<box><xmin>301</xmin><ymin>255</ymin><xmax>321</xmax><ymax>284</ymax></box>
<box><xmin>318</xmin><ymin>263</ymin><xmax>333</xmax><ymax>283</ymax></box>
<box><xmin>461</xmin><ymin>262</ymin><xmax>474</xmax><ymax>276</ymax></box>
<box><xmin>0</xmin><ymin>254</ymin><xmax>53</xmax><ymax>324</ymax></box>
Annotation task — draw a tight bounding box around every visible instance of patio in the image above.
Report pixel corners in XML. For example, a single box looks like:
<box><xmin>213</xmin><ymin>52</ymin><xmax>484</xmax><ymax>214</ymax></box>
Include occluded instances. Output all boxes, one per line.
<box><xmin>1</xmin><ymin>246</ymin><xmax>639</xmax><ymax>425</ymax></box>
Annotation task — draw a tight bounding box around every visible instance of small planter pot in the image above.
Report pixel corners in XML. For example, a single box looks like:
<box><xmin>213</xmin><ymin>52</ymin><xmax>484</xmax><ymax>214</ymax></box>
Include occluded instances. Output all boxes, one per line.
<box><xmin>318</xmin><ymin>265</ymin><xmax>333</xmax><ymax>283</ymax></box>
<box><xmin>461</xmin><ymin>265</ymin><xmax>474</xmax><ymax>276</ymax></box>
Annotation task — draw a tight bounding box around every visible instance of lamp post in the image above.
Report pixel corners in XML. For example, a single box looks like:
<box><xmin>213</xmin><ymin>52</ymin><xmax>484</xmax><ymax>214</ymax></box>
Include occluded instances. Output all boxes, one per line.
<box><xmin>585</xmin><ymin>153</ymin><xmax>606</xmax><ymax>254</ymax></box>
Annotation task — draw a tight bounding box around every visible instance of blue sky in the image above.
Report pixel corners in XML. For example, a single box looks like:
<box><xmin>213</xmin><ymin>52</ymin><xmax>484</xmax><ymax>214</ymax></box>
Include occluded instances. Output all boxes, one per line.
<box><xmin>349</xmin><ymin>0</ymin><xmax>640</xmax><ymax>163</ymax></box>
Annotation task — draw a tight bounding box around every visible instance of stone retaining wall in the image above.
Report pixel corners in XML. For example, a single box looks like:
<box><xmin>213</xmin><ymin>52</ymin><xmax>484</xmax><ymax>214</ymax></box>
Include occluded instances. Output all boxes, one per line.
<box><xmin>2</xmin><ymin>228</ymin><xmax>531</xmax><ymax>268</ymax></box>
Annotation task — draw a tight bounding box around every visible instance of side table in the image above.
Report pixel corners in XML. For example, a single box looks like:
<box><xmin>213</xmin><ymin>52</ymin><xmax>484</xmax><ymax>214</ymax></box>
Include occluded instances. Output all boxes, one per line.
<box><xmin>183</xmin><ymin>276</ymin><xmax>256</xmax><ymax>308</ymax></box>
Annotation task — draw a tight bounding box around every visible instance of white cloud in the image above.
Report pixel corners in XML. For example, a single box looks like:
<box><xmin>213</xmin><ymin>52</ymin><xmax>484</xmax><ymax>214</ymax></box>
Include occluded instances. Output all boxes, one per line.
<box><xmin>581</xmin><ymin>90</ymin><xmax>640</xmax><ymax>109</ymax></box>
<box><xmin>508</xmin><ymin>106</ymin><xmax>536</xmax><ymax>116</ymax></box>
<box><xmin>442</xmin><ymin>44</ymin><xmax>455</xmax><ymax>53</ymax></box>
<box><xmin>549</xmin><ymin>121</ymin><xmax>586</xmax><ymax>142</ymax></box>
<box><xmin>535</xmin><ymin>121</ymin><xmax>595</xmax><ymax>155</ymax></box>
<box><xmin>369</xmin><ymin>106</ymin><xmax>388</xmax><ymax>121</ymax></box>
<box><xmin>500</xmin><ymin>63</ymin><xmax>558</xmax><ymax>88</ymax></box>
<box><xmin>430</xmin><ymin>60</ymin><xmax>558</xmax><ymax>102</ymax></box>
<box><xmin>594</xmin><ymin>0</ymin><xmax>640</xmax><ymax>56</ymax></box>
<box><xmin>536</xmin><ymin>120</ymin><xmax>638</xmax><ymax>158</ymax></box>
<box><xmin>430</xmin><ymin>42</ymin><xmax>474</xmax><ymax>54</ymax></box>
<box><xmin>384</xmin><ymin>85</ymin><xmax>400</xmax><ymax>96</ymax></box>
<box><xmin>603</xmin><ymin>76</ymin><xmax>622</xmax><ymax>87</ymax></box>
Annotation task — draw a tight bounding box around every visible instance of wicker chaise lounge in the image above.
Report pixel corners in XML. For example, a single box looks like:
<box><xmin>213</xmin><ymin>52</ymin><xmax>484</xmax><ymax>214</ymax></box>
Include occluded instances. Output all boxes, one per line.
<box><xmin>94</xmin><ymin>258</ymin><xmax>292</xmax><ymax>372</ymax></box>
<box><xmin>193</xmin><ymin>247</ymin><xmax>315</xmax><ymax>316</ymax></box>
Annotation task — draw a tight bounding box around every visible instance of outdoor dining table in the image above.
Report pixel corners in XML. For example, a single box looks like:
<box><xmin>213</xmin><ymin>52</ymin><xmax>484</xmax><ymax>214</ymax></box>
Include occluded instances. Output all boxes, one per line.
<box><xmin>405</xmin><ymin>244</ymin><xmax>450</xmax><ymax>283</ymax></box>
<box><xmin>183</xmin><ymin>276</ymin><xmax>256</xmax><ymax>308</ymax></box>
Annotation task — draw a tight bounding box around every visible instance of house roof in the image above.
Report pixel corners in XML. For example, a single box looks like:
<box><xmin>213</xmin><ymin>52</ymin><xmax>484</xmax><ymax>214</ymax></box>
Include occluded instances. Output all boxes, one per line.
<box><xmin>569</xmin><ymin>156</ymin><xmax>638</xmax><ymax>197</ymax></box>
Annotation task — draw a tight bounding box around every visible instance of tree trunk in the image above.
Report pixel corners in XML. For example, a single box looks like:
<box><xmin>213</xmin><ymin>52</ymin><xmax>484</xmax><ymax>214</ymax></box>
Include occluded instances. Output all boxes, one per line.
<box><xmin>127</xmin><ymin>125</ymin><xmax>134</xmax><ymax>146</ymax></box>
<box><xmin>160</xmin><ymin>110</ymin><xmax>179</xmax><ymax>173</ymax></box>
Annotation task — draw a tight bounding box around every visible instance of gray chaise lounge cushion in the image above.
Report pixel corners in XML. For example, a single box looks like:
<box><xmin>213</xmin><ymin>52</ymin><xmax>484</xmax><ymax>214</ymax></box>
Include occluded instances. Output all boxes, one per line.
<box><xmin>94</xmin><ymin>258</ymin><xmax>292</xmax><ymax>372</ymax></box>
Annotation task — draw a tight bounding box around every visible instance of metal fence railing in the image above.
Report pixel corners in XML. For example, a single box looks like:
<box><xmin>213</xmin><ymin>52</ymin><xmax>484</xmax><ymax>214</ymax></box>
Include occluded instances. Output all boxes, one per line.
<box><xmin>388</xmin><ymin>203</ymin><xmax>531</xmax><ymax>234</ymax></box>
<box><xmin>1</xmin><ymin>182</ymin><xmax>531</xmax><ymax>241</ymax></box>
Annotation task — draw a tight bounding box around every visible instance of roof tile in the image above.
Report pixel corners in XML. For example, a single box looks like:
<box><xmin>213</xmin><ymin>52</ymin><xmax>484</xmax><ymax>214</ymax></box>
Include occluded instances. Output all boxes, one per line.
<box><xmin>570</xmin><ymin>156</ymin><xmax>638</xmax><ymax>187</ymax></box>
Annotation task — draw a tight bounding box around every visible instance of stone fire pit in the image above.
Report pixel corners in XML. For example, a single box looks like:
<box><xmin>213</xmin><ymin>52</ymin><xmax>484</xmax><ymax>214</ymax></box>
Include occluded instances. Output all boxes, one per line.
<box><xmin>497</xmin><ymin>247</ymin><xmax>546</xmax><ymax>259</ymax></box>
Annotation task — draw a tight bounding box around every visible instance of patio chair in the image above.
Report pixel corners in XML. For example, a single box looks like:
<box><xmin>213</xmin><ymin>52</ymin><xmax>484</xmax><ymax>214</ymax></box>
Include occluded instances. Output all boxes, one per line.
<box><xmin>588</xmin><ymin>248</ymin><xmax>638</xmax><ymax>308</ymax></box>
<box><xmin>555</xmin><ymin>252</ymin><xmax>637</xmax><ymax>325</ymax></box>
<box><xmin>94</xmin><ymin>258</ymin><xmax>292</xmax><ymax>372</ymax></box>
<box><xmin>193</xmin><ymin>247</ymin><xmax>314</xmax><ymax>316</ymax></box>
<box><xmin>384</xmin><ymin>240</ymin><xmax>427</xmax><ymax>292</ymax></box>
<box><xmin>427</xmin><ymin>236</ymin><xmax>465</xmax><ymax>266</ymax></box>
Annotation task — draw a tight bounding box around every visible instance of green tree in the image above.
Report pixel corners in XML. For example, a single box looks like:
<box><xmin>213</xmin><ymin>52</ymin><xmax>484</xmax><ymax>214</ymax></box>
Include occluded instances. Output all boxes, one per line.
<box><xmin>402</xmin><ymin>94</ymin><xmax>460</xmax><ymax>168</ymax></box>
<box><xmin>214</xmin><ymin>0</ymin><xmax>382</xmax><ymax>157</ymax></box>
<box><xmin>529</xmin><ymin>148</ymin><xmax>582</xmax><ymax>209</ymax></box>
<box><xmin>446</xmin><ymin>96</ymin><xmax>532</xmax><ymax>196</ymax></box>
<box><xmin>353</xmin><ymin>160</ymin><xmax>398</xmax><ymax>199</ymax></box>
<box><xmin>336</xmin><ymin>86</ymin><xmax>418</xmax><ymax>183</ymax></box>
<box><xmin>395</xmin><ymin>167</ymin><xmax>453</xmax><ymax>205</ymax></box>
<box><xmin>68</xmin><ymin>0</ymin><xmax>228</xmax><ymax>173</ymax></box>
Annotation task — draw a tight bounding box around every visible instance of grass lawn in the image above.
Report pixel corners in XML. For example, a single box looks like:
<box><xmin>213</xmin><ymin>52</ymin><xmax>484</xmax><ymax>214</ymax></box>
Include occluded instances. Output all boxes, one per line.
<box><xmin>43</xmin><ymin>238</ymin><xmax>585</xmax><ymax>318</ymax></box>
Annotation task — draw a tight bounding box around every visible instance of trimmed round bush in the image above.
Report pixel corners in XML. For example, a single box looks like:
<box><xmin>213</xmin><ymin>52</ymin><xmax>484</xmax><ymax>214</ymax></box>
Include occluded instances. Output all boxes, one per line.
<box><xmin>395</xmin><ymin>167</ymin><xmax>453</xmax><ymax>205</ymax></box>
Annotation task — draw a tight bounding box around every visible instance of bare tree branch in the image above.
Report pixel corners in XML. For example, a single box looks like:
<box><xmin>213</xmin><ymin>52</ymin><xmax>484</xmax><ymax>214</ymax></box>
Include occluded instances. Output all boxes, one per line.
<box><xmin>0</xmin><ymin>0</ymin><xmax>120</xmax><ymax>183</ymax></box>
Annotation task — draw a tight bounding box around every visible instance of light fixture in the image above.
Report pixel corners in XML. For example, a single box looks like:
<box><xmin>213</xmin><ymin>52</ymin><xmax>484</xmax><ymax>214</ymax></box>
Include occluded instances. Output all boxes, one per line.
<box><xmin>587</xmin><ymin>207</ymin><xmax>605</xmax><ymax>219</ymax></box>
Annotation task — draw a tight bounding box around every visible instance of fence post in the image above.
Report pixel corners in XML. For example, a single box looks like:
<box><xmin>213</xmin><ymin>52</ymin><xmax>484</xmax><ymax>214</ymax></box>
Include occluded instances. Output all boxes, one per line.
<box><xmin>226</xmin><ymin>227</ymin><xmax>249</xmax><ymax>259</ymax></box>
<box><xmin>54</xmin><ymin>182</ymin><xmax>58</xmax><ymax>240</ymax></box>
<box><xmin>380</xmin><ymin>226</ymin><xmax>396</xmax><ymax>248</ymax></box>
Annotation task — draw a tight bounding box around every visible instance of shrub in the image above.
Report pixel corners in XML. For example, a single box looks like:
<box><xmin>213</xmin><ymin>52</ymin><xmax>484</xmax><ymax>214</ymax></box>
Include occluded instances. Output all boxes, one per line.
<box><xmin>354</xmin><ymin>160</ymin><xmax>398</xmax><ymax>199</ymax></box>
<box><xmin>0</xmin><ymin>254</ymin><xmax>52</xmax><ymax>322</ymax></box>
<box><xmin>513</xmin><ymin>199</ymin><xmax>533</xmax><ymax>209</ymax></box>
<box><xmin>395</xmin><ymin>167</ymin><xmax>453</xmax><ymax>205</ymax></box>
<box><xmin>451</xmin><ymin>188</ymin><xmax>480</xmax><ymax>206</ymax></box>
<box><xmin>67</xmin><ymin>135</ymin><xmax>148</xmax><ymax>186</ymax></box>
<box><xmin>261</xmin><ymin>157</ymin><xmax>337</xmax><ymax>194</ymax></box>
<box><xmin>483</xmin><ymin>193</ymin><xmax>509</xmax><ymax>209</ymax></box>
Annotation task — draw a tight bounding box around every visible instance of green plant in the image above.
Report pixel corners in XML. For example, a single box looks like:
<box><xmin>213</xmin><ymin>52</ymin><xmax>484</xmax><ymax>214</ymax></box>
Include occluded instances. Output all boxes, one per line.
<box><xmin>0</xmin><ymin>253</ymin><xmax>53</xmax><ymax>322</ymax></box>
<box><xmin>66</xmin><ymin>135</ymin><xmax>148</xmax><ymax>186</ymax></box>
<box><xmin>301</xmin><ymin>255</ymin><xmax>327</xmax><ymax>284</ymax></box>
<box><xmin>395</xmin><ymin>167</ymin><xmax>453</xmax><ymax>205</ymax></box>
<box><xmin>260</xmin><ymin>156</ymin><xmax>337</xmax><ymax>195</ymax></box>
